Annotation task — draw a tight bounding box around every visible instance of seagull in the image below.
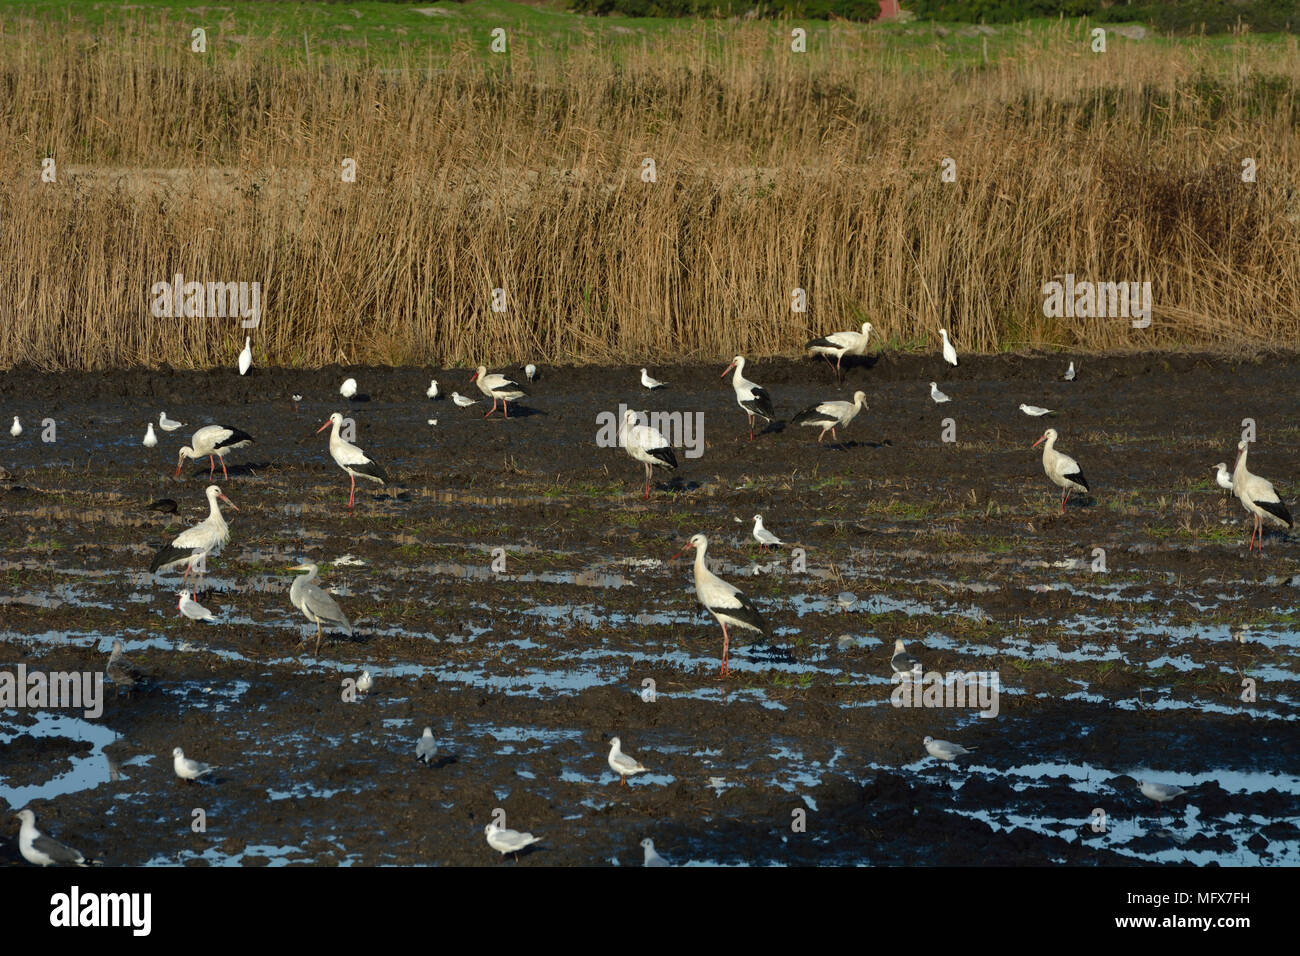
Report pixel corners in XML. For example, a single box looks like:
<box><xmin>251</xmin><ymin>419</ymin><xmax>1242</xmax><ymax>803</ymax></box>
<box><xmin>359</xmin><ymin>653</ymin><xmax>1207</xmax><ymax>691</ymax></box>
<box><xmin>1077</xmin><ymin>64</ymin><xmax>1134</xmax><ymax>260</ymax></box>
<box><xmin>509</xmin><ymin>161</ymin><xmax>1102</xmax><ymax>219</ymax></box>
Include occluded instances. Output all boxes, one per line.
<box><xmin>752</xmin><ymin>514</ymin><xmax>784</xmax><ymax>550</ymax></box>
<box><xmin>485</xmin><ymin>823</ymin><xmax>541</xmax><ymax>862</ymax></box>
<box><xmin>106</xmin><ymin>639</ymin><xmax>147</xmax><ymax>694</ymax></box>
<box><xmin>143</xmin><ymin>423</ymin><xmax>158</xmax><ymax>447</ymax></box>
<box><xmin>357</xmin><ymin>670</ymin><xmax>373</xmax><ymax>695</ymax></box>
<box><xmin>172</xmin><ymin>746</ymin><xmax>214</xmax><ymax>782</ymax></box>
<box><xmin>451</xmin><ymin>391</ymin><xmax>477</xmax><ymax>407</ymax></box>
<box><xmin>640</xmin><ymin>368</ymin><xmax>668</xmax><ymax>390</ymax></box>
<box><xmin>1019</xmin><ymin>404</ymin><xmax>1053</xmax><ymax>417</ymax></box>
<box><xmin>14</xmin><ymin>810</ymin><xmax>98</xmax><ymax>866</ymax></box>
<box><xmin>340</xmin><ymin>377</ymin><xmax>358</xmax><ymax>400</ymax></box>
<box><xmin>158</xmin><ymin>411</ymin><xmax>185</xmax><ymax>432</ymax></box>
<box><xmin>238</xmin><ymin>336</ymin><xmax>252</xmax><ymax>375</ymax></box>
<box><xmin>9</xmin><ymin>416</ymin><xmax>21</xmax><ymax>437</ymax></box>
<box><xmin>791</xmin><ymin>391</ymin><xmax>868</xmax><ymax>443</ymax></box>
<box><xmin>929</xmin><ymin>382</ymin><xmax>950</xmax><ymax>404</ymax></box>
<box><xmin>426</xmin><ymin>379</ymin><xmax>440</xmax><ymax>399</ymax></box>
<box><xmin>1212</xmin><ymin>462</ymin><xmax>1234</xmax><ymax>493</ymax></box>
<box><xmin>836</xmin><ymin>591</ymin><xmax>857</xmax><ymax>613</ymax></box>
<box><xmin>1232</xmin><ymin>440</ymin><xmax>1292</xmax><ymax>553</ymax></box>
<box><xmin>524</xmin><ymin>363</ymin><xmax>537</xmax><ymax>383</ymax></box>
<box><xmin>607</xmin><ymin>736</ymin><xmax>649</xmax><ymax>786</ymax></box>
<box><xmin>938</xmin><ymin>328</ymin><xmax>958</xmax><ymax>366</ymax></box>
<box><xmin>721</xmin><ymin>355</ymin><xmax>776</xmax><ymax>441</ymax></box>
<box><xmin>1063</xmin><ymin>361</ymin><xmax>1076</xmax><ymax>381</ymax></box>
<box><xmin>1138</xmin><ymin>780</ymin><xmax>1187</xmax><ymax>804</ymax></box>
<box><xmin>620</xmin><ymin>409</ymin><xmax>677</xmax><ymax>500</ymax></box>
<box><xmin>416</xmin><ymin>727</ymin><xmax>437</xmax><ymax>764</ymax></box>
<box><xmin>923</xmin><ymin>736</ymin><xmax>975</xmax><ymax>761</ymax></box>
<box><xmin>289</xmin><ymin>562</ymin><xmax>352</xmax><ymax>654</ymax></box>
<box><xmin>640</xmin><ymin>838</ymin><xmax>670</xmax><ymax>867</ymax></box>
<box><xmin>890</xmin><ymin>638</ymin><xmax>922</xmax><ymax>677</ymax></box>
<box><xmin>470</xmin><ymin>366</ymin><xmax>528</xmax><ymax>418</ymax></box>
<box><xmin>317</xmin><ymin>412</ymin><xmax>389</xmax><ymax>509</ymax></box>
<box><xmin>674</xmin><ymin>533</ymin><xmax>770</xmax><ymax>678</ymax></box>
<box><xmin>178</xmin><ymin>590</ymin><xmax>216</xmax><ymax>622</ymax></box>
<box><xmin>150</xmin><ymin>484</ymin><xmax>237</xmax><ymax>583</ymax></box>
<box><xmin>1033</xmin><ymin>428</ymin><xmax>1089</xmax><ymax>514</ymax></box>
<box><xmin>805</xmin><ymin>321</ymin><xmax>872</xmax><ymax>382</ymax></box>
<box><xmin>175</xmin><ymin>424</ymin><xmax>255</xmax><ymax>480</ymax></box>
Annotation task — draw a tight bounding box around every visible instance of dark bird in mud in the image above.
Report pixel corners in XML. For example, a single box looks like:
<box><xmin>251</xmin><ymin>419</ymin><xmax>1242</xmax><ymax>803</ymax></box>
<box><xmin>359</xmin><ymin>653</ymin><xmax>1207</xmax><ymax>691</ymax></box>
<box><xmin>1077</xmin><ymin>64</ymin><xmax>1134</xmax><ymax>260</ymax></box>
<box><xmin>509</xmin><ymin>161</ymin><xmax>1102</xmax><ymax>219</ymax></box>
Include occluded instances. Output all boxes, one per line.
<box><xmin>288</xmin><ymin>561</ymin><xmax>352</xmax><ymax>654</ymax></box>
<box><xmin>316</xmin><ymin>412</ymin><xmax>389</xmax><ymax>509</ymax></box>
<box><xmin>15</xmin><ymin>810</ymin><xmax>100</xmax><ymax>867</ymax></box>
<box><xmin>791</xmin><ymin>391</ymin><xmax>868</xmax><ymax>444</ymax></box>
<box><xmin>470</xmin><ymin>365</ymin><xmax>528</xmax><ymax>418</ymax></box>
<box><xmin>175</xmin><ymin>425</ymin><xmax>255</xmax><ymax>480</ymax></box>
<box><xmin>620</xmin><ymin>409</ymin><xmax>677</xmax><ymax>500</ymax></box>
<box><xmin>721</xmin><ymin>355</ymin><xmax>775</xmax><ymax>441</ymax></box>
<box><xmin>147</xmin><ymin>498</ymin><xmax>178</xmax><ymax>515</ymax></box>
<box><xmin>1033</xmin><ymin>428</ymin><xmax>1089</xmax><ymax>514</ymax></box>
<box><xmin>674</xmin><ymin>533</ymin><xmax>775</xmax><ymax>679</ymax></box>
<box><xmin>1232</xmin><ymin>440</ymin><xmax>1292</xmax><ymax>554</ymax></box>
<box><xmin>805</xmin><ymin>321</ymin><xmax>872</xmax><ymax>383</ymax></box>
<box><xmin>106</xmin><ymin>638</ymin><xmax>149</xmax><ymax>695</ymax></box>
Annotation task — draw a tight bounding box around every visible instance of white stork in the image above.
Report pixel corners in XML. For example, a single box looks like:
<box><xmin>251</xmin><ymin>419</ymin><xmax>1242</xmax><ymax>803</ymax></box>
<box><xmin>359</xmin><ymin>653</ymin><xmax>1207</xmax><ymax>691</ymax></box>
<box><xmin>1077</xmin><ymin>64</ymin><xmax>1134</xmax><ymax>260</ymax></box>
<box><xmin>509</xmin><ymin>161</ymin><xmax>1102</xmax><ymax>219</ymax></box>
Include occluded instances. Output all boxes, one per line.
<box><xmin>470</xmin><ymin>365</ymin><xmax>528</xmax><ymax>418</ymax></box>
<box><xmin>805</xmin><ymin>322</ymin><xmax>872</xmax><ymax>382</ymax></box>
<box><xmin>790</xmin><ymin>390</ymin><xmax>868</xmax><ymax>443</ymax></box>
<box><xmin>720</xmin><ymin>356</ymin><xmax>776</xmax><ymax>441</ymax></box>
<box><xmin>149</xmin><ymin>484</ymin><xmax>237</xmax><ymax>582</ymax></box>
<box><xmin>620</xmin><ymin>409</ymin><xmax>678</xmax><ymax>499</ymax></box>
<box><xmin>317</xmin><ymin>412</ymin><xmax>389</xmax><ymax>509</ymax></box>
<box><xmin>1232</xmin><ymin>440</ymin><xmax>1292</xmax><ymax>553</ymax></box>
<box><xmin>1032</xmin><ymin>428</ymin><xmax>1089</xmax><ymax>514</ymax></box>
<box><xmin>674</xmin><ymin>533</ymin><xmax>769</xmax><ymax>679</ymax></box>
<box><xmin>175</xmin><ymin>425</ymin><xmax>254</xmax><ymax>480</ymax></box>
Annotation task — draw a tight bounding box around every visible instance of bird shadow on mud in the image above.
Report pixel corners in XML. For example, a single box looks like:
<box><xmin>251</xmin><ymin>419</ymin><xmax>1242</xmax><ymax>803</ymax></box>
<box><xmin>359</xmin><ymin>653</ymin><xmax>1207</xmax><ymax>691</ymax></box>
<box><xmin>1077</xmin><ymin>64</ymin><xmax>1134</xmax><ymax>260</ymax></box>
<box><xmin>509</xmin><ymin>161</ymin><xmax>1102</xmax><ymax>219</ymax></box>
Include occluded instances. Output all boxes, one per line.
<box><xmin>180</xmin><ymin>461</ymin><xmax>269</xmax><ymax>480</ymax></box>
<box><xmin>486</xmin><ymin>405</ymin><xmax>546</xmax><ymax>420</ymax></box>
<box><xmin>658</xmin><ymin>476</ymin><xmax>705</xmax><ymax>495</ymax></box>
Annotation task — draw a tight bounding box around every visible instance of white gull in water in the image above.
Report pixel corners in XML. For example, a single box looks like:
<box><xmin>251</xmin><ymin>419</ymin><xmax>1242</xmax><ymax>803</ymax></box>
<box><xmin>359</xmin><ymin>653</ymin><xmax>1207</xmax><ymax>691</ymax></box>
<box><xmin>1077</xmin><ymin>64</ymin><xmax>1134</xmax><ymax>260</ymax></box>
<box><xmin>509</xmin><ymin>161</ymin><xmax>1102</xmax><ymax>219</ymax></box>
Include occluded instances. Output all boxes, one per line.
<box><xmin>1138</xmin><ymin>780</ymin><xmax>1187</xmax><ymax>804</ymax></box>
<box><xmin>607</xmin><ymin>736</ymin><xmax>649</xmax><ymax>786</ymax></box>
<box><xmin>640</xmin><ymin>838</ymin><xmax>670</xmax><ymax>867</ymax></box>
<box><xmin>923</xmin><ymin>736</ymin><xmax>975</xmax><ymax>761</ymax></box>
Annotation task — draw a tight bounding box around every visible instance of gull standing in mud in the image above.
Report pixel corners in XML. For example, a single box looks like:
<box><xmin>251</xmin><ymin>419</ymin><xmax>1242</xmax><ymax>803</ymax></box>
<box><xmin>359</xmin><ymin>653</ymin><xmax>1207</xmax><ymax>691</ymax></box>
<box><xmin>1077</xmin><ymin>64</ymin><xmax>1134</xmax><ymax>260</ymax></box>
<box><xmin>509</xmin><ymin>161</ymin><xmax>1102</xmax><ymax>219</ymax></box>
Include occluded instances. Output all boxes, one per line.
<box><xmin>416</xmin><ymin>727</ymin><xmax>437</xmax><ymax>764</ymax></box>
<box><xmin>340</xmin><ymin>377</ymin><xmax>358</xmax><ymax>400</ymax></box>
<box><xmin>238</xmin><ymin>336</ymin><xmax>252</xmax><ymax>376</ymax></box>
<box><xmin>923</xmin><ymin>736</ymin><xmax>975</xmax><ymax>762</ymax></box>
<box><xmin>620</xmin><ymin>409</ymin><xmax>677</xmax><ymax>500</ymax></box>
<box><xmin>159</xmin><ymin>411</ymin><xmax>185</xmax><ymax>432</ymax></box>
<box><xmin>317</xmin><ymin>412</ymin><xmax>389</xmax><ymax>509</ymax></box>
<box><xmin>1138</xmin><ymin>780</ymin><xmax>1187</xmax><ymax>805</ymax></box>
<box><xmin>356</xmin><ymin>670</ymin><xmax>373</xmax><ymax>696</ymax></box>
<box><xmin>805</xmin><ymin>321</ymin><xmax>872</xmax><ymax>383</ymax></box>
<box><xmin>1232</xmin><ymin>440</ymin><xmax>1292</xmax><ymax>554</ymax></box>
<box><xmin>485</xmin><ymin>823</ymin><xmax>541</xmax><ymax>862</ymax></box>
<box><xmin>1033</xmin><ymin>428</ymin><xmax>1089</xmax><ymax>514</ymax></box>
<box><xmin>721</xmin><ymin>355</ymin><xmax>775</xmax><ymax>441</ymax></box>
<box><xmin>1212</xmin><ymin>462</ymin><xmax>1234</xmax><ymax>494</ymax></box>
<box><xmin>9</xmin><ymin>416</ymin><xmax>21</xmax><ymax>437</ymax></box>
<box><xmin>178</xmin><ymin>590</ymin><xmax>216</xmax><ymax>622</ymax></box>
<box><xmin>106</xmin><ymin>639</ymin><xmax>147</xmax><ymax>695</ymax></box>
<box><xmin>172</xmin><ymin>746</ymin><xmax>214</xmax><ymax>783</ymax></box>
<box><xmin>143</xmin><ymin>422</ymin><xmax>158</xmax><ymax>447</ymax></box>
<box><xmin>751</xmin><ymin>514</ymin><xmax>784</xmax><ymax>551</ymax></box>
<box><xmin>451</xmin><ymin>391</ymin><xmax>477</xmax><ymax>408</ymax></box>
<box><xmin>1019</xmin><ymin>403</ymin><xmax>1053</xmax><ymax>417</ymax></box>
<box><xmin>938</xmin><ymin>328</ymin><xmax>958</xmax><ymax>367</ymax></box>
<box><xmin>288</xmin><ymin>562</ymin><xmax>353</xmax><ymax>654</ymax></box>
<box><xmin>150</xmin><ymin>484</ymin><xmax>237</xmax><ymax>584</ymax></box>
<box><xmin>674</xmin><ymin>533</ymin><xmax>770</xmax><ymax>679</ymax></box>
<box><xmin>640</xmin><ymin>838</ymin><xmax>670</xmax><ymax>867</ymax></box>
<box><xmin>175</xmin><ymin>424</ymin><xmax>255</xmax><ymax>480</ymax></box>
<box><xmin>929</xmin><ymin>382</ymin><xmax>950</xmax><ymax>404</ymax></box>
<box><xmin>791</xmin><ymin>390</ymin><xmax>868</xmax><ymax>444</ymax></box>
<box><xmin>891</xmin><ymin>639</ymin><xmax>922</xmax><ymax>677</ymax></box>
<box><xmin>524</xmin><ymin>363</ymin><xmax>537</xmax><ymax>383</ymax></box>
<box><xmin>1063</xmin><ymin>361</ymin><xmax>1076</xmax><ymax>381</ymax></box>
<box><xmin>640</xmin><ymin>368</ymin><xmax>668</xmax><ymax>390</ymax></box>
<box><xmin>426</xmin><ymin>379</ymin><xmax>440</xmax><ymax>399</ymax></box>
<box><xmin>607</xmin><ymin>737</ymin><xmax>649</xmax><ymax>786</ymax></box>
<box><xmin>470</xmin><ymin>365</ymin><xmax>528</xmax><ymax>418</ymax></box>
<box><xmin>14</xmin><ymin>810</ymin><xmax>99</xmax><ymax>867</ymax></box>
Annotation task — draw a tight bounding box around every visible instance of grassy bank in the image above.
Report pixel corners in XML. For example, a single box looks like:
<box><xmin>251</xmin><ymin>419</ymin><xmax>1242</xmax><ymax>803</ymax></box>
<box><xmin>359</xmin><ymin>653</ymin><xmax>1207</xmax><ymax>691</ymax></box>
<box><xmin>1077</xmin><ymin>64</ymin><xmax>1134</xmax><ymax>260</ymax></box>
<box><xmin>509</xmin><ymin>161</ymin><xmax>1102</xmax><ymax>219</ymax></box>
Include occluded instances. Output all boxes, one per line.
<box><xmin>1</xmin><ymin>4</ymin><xmax>1298</xmax><ymax>369</ymax></box>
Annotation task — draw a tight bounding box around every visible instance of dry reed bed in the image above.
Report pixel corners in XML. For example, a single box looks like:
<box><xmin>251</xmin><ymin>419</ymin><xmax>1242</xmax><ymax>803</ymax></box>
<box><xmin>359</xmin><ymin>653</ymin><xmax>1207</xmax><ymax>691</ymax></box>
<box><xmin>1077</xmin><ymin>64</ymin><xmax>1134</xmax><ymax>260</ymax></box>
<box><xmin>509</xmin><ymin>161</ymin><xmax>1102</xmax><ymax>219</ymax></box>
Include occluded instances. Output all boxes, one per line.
<box><xmin>1</xmin><ymin>17</ymin><xmax>1298</xmax><ymax>369</ymax></box>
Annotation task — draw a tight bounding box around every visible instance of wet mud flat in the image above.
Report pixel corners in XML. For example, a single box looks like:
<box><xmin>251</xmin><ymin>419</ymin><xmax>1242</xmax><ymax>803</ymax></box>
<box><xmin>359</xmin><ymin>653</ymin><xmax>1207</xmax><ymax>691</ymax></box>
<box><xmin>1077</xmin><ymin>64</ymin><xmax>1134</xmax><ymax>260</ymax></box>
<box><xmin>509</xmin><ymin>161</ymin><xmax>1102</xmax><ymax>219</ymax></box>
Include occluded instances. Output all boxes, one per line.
<box><xmin>0</xmin><ymin>351</ymin><xmax>1298</xmax><ymax>866</ymax></box>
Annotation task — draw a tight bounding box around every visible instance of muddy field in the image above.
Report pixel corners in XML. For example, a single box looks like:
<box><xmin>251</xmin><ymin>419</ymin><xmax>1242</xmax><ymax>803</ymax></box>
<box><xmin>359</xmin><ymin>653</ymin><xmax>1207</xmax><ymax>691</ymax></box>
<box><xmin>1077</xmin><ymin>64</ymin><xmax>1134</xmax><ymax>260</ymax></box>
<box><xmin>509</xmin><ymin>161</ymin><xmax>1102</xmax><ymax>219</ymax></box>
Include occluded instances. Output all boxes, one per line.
<box><xmin>0</xmin><ymin>351</ymin><xmax>1297</xmax><ymax>867</ymax></box>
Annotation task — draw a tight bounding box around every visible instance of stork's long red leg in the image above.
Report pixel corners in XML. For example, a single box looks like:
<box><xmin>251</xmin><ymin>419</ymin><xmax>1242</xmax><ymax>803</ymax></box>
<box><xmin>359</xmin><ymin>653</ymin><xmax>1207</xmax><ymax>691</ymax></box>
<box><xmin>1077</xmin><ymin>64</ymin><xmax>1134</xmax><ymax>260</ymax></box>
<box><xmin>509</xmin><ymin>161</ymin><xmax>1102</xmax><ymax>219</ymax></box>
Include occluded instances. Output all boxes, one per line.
<box><xmin>348</xmin><ymin>473</ymin><xmax>356</xmax><ymax>509</ymax></box>
<box><xmin>221</xmin><ymin>457</ymin><xmax>229</xmax><ymax>480</ymax></box>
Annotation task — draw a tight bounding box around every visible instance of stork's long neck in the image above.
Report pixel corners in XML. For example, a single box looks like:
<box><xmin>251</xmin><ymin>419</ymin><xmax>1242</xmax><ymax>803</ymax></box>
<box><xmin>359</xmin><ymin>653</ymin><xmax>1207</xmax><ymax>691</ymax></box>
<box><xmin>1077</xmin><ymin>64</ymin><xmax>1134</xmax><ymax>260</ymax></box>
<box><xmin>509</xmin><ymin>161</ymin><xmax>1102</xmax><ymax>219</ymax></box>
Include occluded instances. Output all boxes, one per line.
<box><xmin>207</xmin><ymin>492</ymin><xmax>224</xmax><ymax>523</ymax></box>
<box><xmin>1234</xmin><ymin>447</ymin><xmax>1249</xmax><ymax>481</ymax></box>
<box><xmin>1042</xmin><ymin>434</ymin><xmax>1057</xmax><ymax>458</ymax></box>
<box><xmin>693</xmin><ymin>541</ymin><xmax>709</xmax><ymax>577</ymax></box>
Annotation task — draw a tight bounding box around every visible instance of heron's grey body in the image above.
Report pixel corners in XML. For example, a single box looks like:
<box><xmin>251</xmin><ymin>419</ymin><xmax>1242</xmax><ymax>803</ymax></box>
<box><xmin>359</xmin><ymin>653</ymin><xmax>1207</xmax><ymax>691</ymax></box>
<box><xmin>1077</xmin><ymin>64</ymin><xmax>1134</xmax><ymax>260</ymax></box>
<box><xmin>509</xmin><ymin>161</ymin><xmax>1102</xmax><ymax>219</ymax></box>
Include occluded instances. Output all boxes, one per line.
<box><xmin>290</xmin><ymin>562</ymin><xmax>352</xmax><ymax>654</ymax></box>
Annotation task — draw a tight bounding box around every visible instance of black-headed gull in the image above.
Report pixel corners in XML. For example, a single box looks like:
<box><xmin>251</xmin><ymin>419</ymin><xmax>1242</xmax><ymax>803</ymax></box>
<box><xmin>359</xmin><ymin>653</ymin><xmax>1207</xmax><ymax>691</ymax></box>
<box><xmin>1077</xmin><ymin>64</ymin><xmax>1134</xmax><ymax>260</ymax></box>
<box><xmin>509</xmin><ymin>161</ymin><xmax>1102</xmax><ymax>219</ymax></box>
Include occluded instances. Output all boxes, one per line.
<box><xmin>1033</xmin><ymin>428</ymin><xmax>1089</xmax><ymax>514</ymax></box>
<box><xmin>177</xmin><ymin>590</ymin><xmax>216</xmax><ymax>622</ymax></box>
<box><xmin>485</xmin><ymin>823</ymin><xmax>541</xmax><ymax>861</ymax></box>
<box><xmin>14</xmin><ymin>810</ymin><xmax>98</xmax><ymax>866</ymax></box>
<box><xmin>340</xmin><ymin>377</ymin><xmax>358</xmax><ymax>399</ymax></box>
<box><xmin>1019</xmin><ymin>403</ymin><xmax>1052</xmax><ymax>417</ymax></box>
<box><xmin>143</xmin><ymin>423</ymin><xmax>158</xmax><ymax>447</ymax></box>
<box><xmin>524</xmin><ymin>363</ymin><xmax>537</xmax><ymax>382</ymax></box>
<box><xmin>426</xmin><ymin>379</ymin><xmax>439</xmax><ymax>399</ymax></box>
<box><xmin>416</xmin><ymin>727</ymin><xmax>437</xmax><ymax>764</ymax></box>
<box><xmin>451</xmin><ymin>391</ymin><xmax>476</xmax><ymax>407</ymax></box>
<box><xmin>1138</xmin><ymin>780</ymin><xmax>1187</xmax><ymax>803</ymax></box>
<box><xmin>159</xmin><ymin>411</ymin><xmax>185</xmax><ymax>431</ymax></box>
<box><xmin>1232</xmin><ymin>440</ymin><xmax>1292</xmax><ymax>553</ymax></box>
<box><xmin>1063</xmin><ymin>361</ymin><xmax>1076</xmax><ymax>381</ymax></box>
<box><xmin>356</xmin><ymin>670</ymin><xmax>373</xmax><ymax>694</ymax></box>
<box><xmin>172</xmin><ymin>746</ymin><xmax>214</xmax><ymax>782</ymax></box>
<box><xmin>9</xmin><ymin>416</ymin><xmax>21</xmax><ymax>437</ymax></box>
<box><xmin>640</xmin><ymin>838</ymin><xmax>670</xmax><ymax>867</ymax></box>
<box><xmin>929</xmin><ymin>382</ymin><xmax>950</xmax><ymax>404</ymax></box>
<box><xmin>640</xmin><ymin>368</ymin><xmax>667</xmax><ymax>390</ymax></box>
<box><xmin>607</xmin><ymin>736</ymin><xmax>649</xmax><ymax>786</ymax></box>
<box><xmin>923</xmin><ymin>736</ymin><xmax>975</xmax><ymax>761</ymax></box>
<box><xmin>1212</xmin><ymin>462</ymin><xmax>1233</xmax><ymax>493</ymax></box>
<box><xmin>752</xmin><ymin>514</ymin><xmax>784</xmax><ymax>550</ymax></box>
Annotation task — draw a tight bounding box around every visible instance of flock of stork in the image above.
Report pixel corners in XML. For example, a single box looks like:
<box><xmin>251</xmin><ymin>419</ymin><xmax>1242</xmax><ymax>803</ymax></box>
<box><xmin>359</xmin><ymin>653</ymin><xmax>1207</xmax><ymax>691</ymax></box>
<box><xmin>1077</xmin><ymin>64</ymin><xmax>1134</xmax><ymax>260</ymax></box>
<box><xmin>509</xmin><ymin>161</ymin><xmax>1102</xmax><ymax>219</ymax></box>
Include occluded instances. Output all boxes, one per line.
<box><xmin>9</xmin><ymin>323</ymin><xmax>1290</xmax><ymax>865</ymax></box>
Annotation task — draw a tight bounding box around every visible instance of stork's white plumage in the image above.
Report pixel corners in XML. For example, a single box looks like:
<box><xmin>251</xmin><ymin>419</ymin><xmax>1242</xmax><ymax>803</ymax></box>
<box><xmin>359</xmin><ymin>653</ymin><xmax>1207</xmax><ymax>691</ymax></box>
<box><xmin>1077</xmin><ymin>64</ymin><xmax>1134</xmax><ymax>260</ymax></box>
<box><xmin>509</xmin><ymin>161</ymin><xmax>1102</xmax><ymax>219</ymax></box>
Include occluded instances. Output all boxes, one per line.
<box><xmin>150</xmin><ymin>484</ymin><xmax>237</xmax><ymax>581</ymax></box>
<box><xmin>317</xmin><ymin>412</ymin><xmax>389</xmax><ymax>509</ymax></box>
<box><xmin>620</xmin><ymin>409</ymin><xmax>677</xmax><ymax>499</ymax></box>
<box><xmin>640</xmin><ymin>368</ymin><xmax>668</xmax><ymax>390</ymax></box>
<box><xmin>939</xmin><ymin>328</ymin><xmax>958</xmax><ymax>366</ymax></box>
<box><xmin>674</xmin><ymin>533</ymin><xmax>768</xmax><ymax>678</ymax></box>
<box><xmin>721</xmin><ymin>356</ymin><xmax>775</xmax><ymax>441</ymax></box>
<box><xmin>790</xmin><ymin>390</ymin><xmax>867</xmax><ymax>443</ymax></box>
<box><xmin>238</xmin><ymin>337</ymin><xmax>252</xmax><ymax>376</ymax></box>
<box><xmin>1033</xmin><ymin>428</ymin><xmax>1089</xmax><ymax>514</ymax></box>
<box><xmin>1232</xmin><ymin>440</ymin><xmax>1292</xmax><ymax>553</ymax></box>
<box><xmin>470</xmin><ymin>365</ymin><xmax>528</xmax><ymax>418</ymax></box>
<box><xmin>751</xmin><ymin>514</ymin><xmax>784</xmax><ymax>550</ymax></box>
<box><xmin>805</xmin><ymin>322</ymin><xmax>872</xmax><ymax>381</ymax></box>
<box><xmin>175</xmin><ymin>425</ymin><xmax>254</xmax><ymax>480</ymax></box>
